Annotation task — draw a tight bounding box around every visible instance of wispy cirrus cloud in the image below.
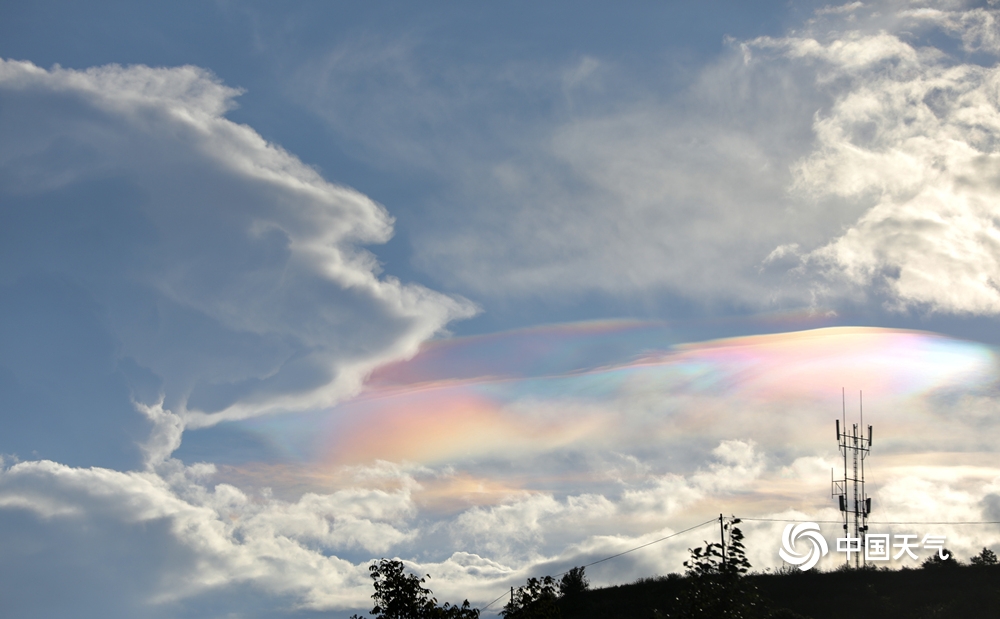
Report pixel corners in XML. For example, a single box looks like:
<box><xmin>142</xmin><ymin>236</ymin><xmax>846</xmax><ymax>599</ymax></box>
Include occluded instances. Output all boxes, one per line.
<box><xmin>290</xmin><ymin>1</ymin><xmax>1000</xmax><ymax>320</ymax></box>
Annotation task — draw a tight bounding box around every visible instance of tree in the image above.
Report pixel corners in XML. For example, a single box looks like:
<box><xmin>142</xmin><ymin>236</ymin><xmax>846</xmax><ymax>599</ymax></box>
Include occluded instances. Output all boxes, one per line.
<box><xmin>558</xmin><ymin>567</ymin><xmax>589</xmax><ymax>597</ymax></box>
<box><xmin>501</xmin><ymin>575</ymin><xmax>560</xmax><ymax>619</ymax></box>
<box><xmin>350</xmin><ymin>559</ymin><xmax>479</xmax><ymax>619</ymax></box>
<box><xmin>682</xmin><ymin>524</ymin><xmax>752</xmax><ymax>577</ymax></box>
<box><xmin>921</xmin><ymin>549</ymin><xmax>960</xmax><ymax>569</ymax></box>
<box><xmin>970</xmin><ymin>547</ymin><xmax>998</xmax><ymax>566</ymax></box>
<box><xmin>669</xmin><ymin>525</ymin><xmax>768</xmax><ymax>619</ymax></box>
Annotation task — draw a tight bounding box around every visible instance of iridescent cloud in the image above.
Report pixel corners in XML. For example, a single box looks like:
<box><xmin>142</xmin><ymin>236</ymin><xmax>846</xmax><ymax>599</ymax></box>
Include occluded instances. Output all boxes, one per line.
<box><xmin>230</xmin><ymin>324</ymin><xmax>998</xmax><ymax>506</ymax></box>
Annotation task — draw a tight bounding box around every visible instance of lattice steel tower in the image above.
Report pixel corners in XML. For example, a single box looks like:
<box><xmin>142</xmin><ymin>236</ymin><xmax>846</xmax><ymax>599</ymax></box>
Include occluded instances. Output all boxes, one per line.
<box><xmin>831</xmin><ymin>389</ymin><xmax>872</xmax><ymax>568</ymax></box>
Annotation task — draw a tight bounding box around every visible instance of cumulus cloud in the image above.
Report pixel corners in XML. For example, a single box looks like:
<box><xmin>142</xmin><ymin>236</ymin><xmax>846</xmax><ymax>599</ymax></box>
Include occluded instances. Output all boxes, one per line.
<box><xmin>0</xmin><ymin>457</ymin><xmax>404</xmax><ymax>616</ymax></box>
<box><xmin>0</xmin><ymin>439</ymin><xmax>776</xmax><ymax>614</ymax></box>
<box><xmin>0</xmin><ymin>60</ymin><xmax>475</xmax><ymax>465</ymax></box>
<box><xmin>696</xmin><ymin>3</ymin><xmax>1000</xmax><ymax>317</ymax></box>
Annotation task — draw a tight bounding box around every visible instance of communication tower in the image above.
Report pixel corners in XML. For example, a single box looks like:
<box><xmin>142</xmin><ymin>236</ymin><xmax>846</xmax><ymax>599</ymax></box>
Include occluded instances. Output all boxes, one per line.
<box><xmin>831</xmin><ymin>389</ymin><xmax>872</xmax><ymax>568</ymax></box>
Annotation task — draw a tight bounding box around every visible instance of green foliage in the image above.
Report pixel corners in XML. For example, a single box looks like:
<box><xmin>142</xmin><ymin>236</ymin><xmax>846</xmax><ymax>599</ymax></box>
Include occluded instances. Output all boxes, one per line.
<box><xmin>558</xmin><ymin>566</ymin><xmax>589</xmax><ymax>597</ymax></box>
<box><xmin>970</xmin><ymin>547</ymin><xmax>998</xmax><ymax>566</ymax></box>
<box><xmin>350</xmin><ymin>559</ymin><xmax>479</xmax><ymax>619</ymax></box>
<box><xmin>502</xmin><ymin>575</ymin><xmax>561</xmax><ymax>619</ymax></box>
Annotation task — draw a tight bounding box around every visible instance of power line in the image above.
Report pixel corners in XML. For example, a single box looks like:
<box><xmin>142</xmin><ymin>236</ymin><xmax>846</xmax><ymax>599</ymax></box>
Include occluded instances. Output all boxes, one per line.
<box><xmin>868</xmin><ymin>521</ymin><xmax>1000</xmax><ymax>525</ymax></box>
<box><xmin>740</xmin><ymin>518</ymin><xmax>844</xmax><ymax>524</ymax></box>
<box><xmin>480</xmin><ymin>517</ymin><xmax>717</xmax><ymax>612</ymax></box>
<box><xmin>480</xmin><ymin>590</ymin><xmax>509</xmax><ymax>614</ymax></box>
<box><xmin>739</xmin><ymin>517</ymin><xmax>1000</xmax><ymax>525</ymax></box>
<box><xmin>557</xmin><ymin>517</ymin><xmax>718</xmax><ymax>576</ymax></box>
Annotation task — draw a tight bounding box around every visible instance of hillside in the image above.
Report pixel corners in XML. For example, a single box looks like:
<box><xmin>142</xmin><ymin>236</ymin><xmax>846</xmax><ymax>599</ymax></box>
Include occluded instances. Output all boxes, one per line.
<box><xmin>556</xmin><ymin>564</ymin><xmax>1000</xmax><ymax>619</ymax></box>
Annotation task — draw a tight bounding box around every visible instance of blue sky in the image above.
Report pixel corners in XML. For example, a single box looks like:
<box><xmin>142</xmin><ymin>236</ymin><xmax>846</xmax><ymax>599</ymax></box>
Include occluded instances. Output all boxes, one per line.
<box><xmin>3</xmin><ymin>2</ymin><xmax>1000</xmax><ymax>618</ymax></box>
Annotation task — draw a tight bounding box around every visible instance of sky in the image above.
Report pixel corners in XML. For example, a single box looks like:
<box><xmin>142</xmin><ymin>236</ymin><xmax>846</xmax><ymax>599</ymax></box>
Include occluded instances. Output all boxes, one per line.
<box><xmin>2</xmin><ymin>1</ymin><xmax>1000</xmax><ymax>617</ymax></box>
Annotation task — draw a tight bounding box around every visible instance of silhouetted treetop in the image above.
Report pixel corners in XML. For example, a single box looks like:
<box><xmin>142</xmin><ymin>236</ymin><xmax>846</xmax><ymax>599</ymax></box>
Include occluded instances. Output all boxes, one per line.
<box><xmin>558</xmin><ymin>567</ymin><xmax>589</xmax><ymax>597</ymax></box>
<box><xmin>350</xmin><ymin>559</ymin><xmax>479</xmax><ymax>619</ymax></box>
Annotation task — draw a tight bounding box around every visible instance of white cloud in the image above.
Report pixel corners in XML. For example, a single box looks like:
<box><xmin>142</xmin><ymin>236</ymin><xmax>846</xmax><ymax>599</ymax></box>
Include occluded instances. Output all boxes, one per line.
<box><xmin>816</xmin><ymin>2</ymin><xmax>866</xmax><ymax>17</ymax></box>
<box><xmin>286</xmin><ymin>2</ymin><xmax>1000</xmax><ymax>320</ymax></box>
<box><xmin>0</xmin><ymin>59</ymin><xmax>482</xmax><ymax>615</ymax></box>
<box><xmin>449</xmin><ymin>440</ymin><xmax>764</xmax><ymax>565</ymax></box>
<box><xmin>0</xmin><ymin>60</ymin><xmax>476</xmax><ymax>438</ymax></box>
<box><xmin>761</xmin><ymin>23</ymin><xmax>1000</xmax><ymax>314</ymax></box>
<box><xmin>904</xmin><ymin>4</ymin><xmax>1000</xmax><ymax>54</ymax></box>
<box><xmin>0</xmin><ymin>457</ymin><xmax>419</xmax><ymax>615</ymax></box>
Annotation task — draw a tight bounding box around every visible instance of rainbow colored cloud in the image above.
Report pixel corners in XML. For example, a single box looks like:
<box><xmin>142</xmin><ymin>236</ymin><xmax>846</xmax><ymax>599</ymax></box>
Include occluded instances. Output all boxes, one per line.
<box><xmin>231</xmin><ymin>324</ymin><xmax>997</xmax><ymax>498</ymax></box>
<box><xmin>193</xmin><ymin>322</ymin><xmax>1000</xmax><ymax>578</ymax></box>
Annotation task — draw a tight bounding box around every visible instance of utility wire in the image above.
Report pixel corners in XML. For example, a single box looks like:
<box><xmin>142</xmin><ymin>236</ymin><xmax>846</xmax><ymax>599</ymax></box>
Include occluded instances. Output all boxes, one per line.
<box><xmin>869</xmin><ymin>521</ymin><xmax>1000</xmax><ymax>525</ymax></box>
<box><xmin>740</xmin><ymin>518</ymin><xmax>843</xmax><ymax>524</ymax></box>
<box><xmin>556</xmin><ymin>517</ymin><xmax>718</xmax><ymax>576</ymax></box>
<box><xmin>480</xmin><ymin>591</ymin><xmax>510</xmax><ymax>614</ymax></box>
<box><xmin>480</xmin><ymin>517</ymin><xmax>717</xmax><ymax>612</ymax></box>
<box><xmin>737</xmin><ymin>517</ymin><xmax>1000</xmax><ymax>524</ymax></box>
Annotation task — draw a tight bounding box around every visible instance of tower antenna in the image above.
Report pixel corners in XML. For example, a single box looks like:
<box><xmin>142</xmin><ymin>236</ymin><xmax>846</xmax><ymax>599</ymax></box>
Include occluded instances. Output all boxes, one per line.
<box><xmin>832</xmin><ymin>390</ymin><xmax>872</xmax><ymax>568</ymax></box>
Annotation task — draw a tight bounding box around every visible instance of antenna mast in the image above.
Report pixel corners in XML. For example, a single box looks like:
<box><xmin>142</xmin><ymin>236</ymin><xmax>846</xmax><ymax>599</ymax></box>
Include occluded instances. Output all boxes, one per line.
<box><xmin>832</xmin><ymin>389</ymin><xmax>873</xmax><ymax>568</ymax></box>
